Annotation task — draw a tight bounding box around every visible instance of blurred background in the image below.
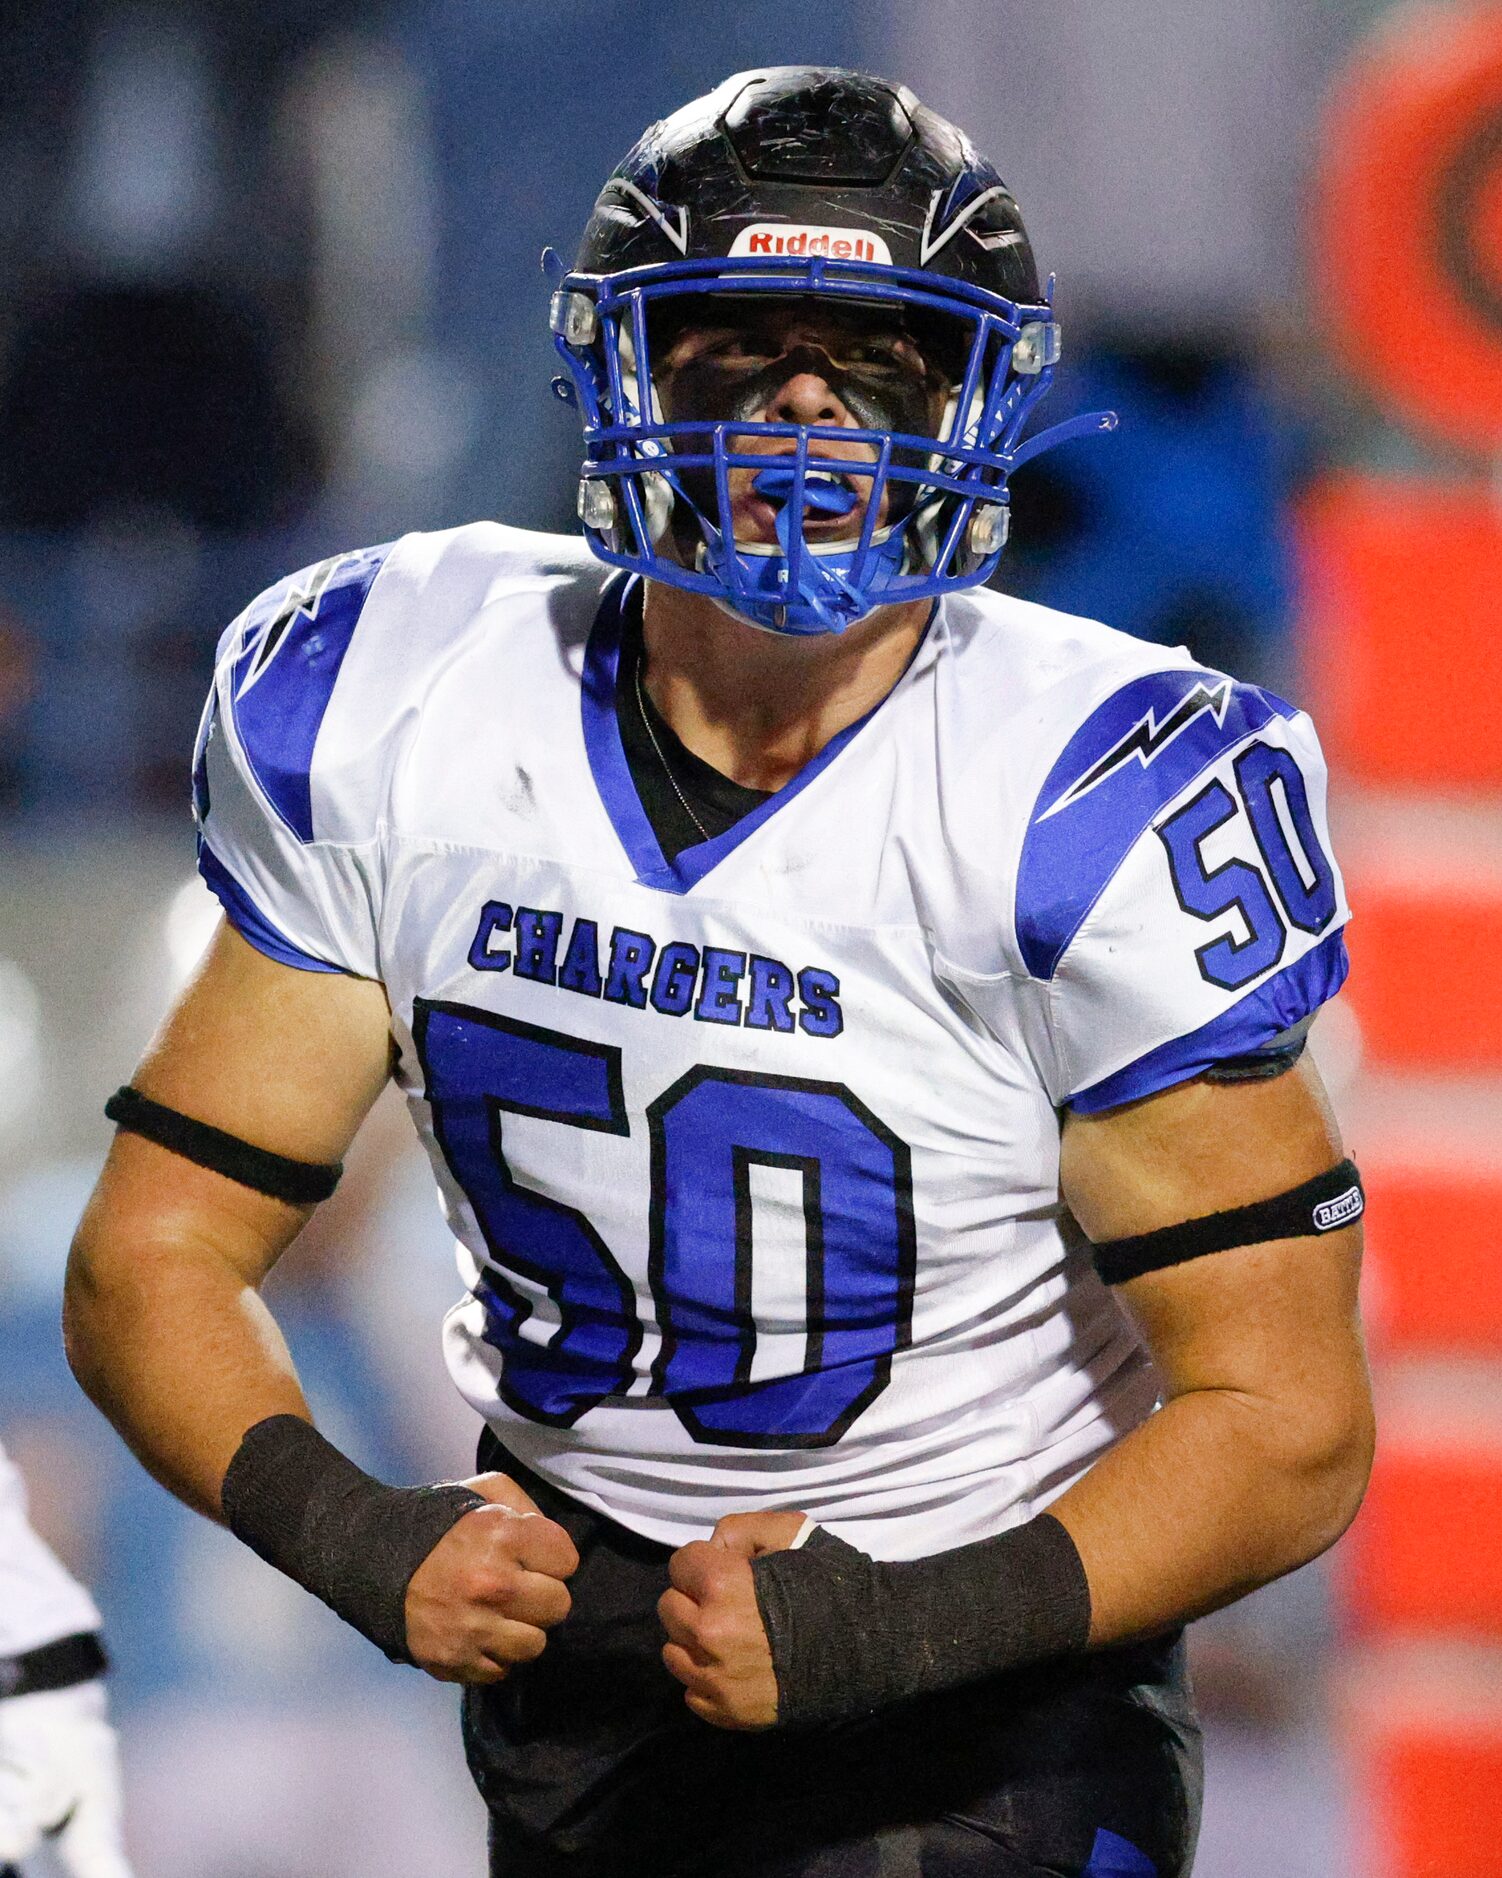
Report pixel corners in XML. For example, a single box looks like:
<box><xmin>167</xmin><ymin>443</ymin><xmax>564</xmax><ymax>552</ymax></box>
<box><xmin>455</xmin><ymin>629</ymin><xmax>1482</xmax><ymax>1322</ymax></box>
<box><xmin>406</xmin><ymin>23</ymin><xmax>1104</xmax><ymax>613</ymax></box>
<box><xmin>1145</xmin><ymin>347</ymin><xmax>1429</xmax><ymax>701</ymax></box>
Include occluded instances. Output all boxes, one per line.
<box><xmin>1</xmin><ymin>0</ymin><xmax>1498</xmax><ymax>1872</ymax></box>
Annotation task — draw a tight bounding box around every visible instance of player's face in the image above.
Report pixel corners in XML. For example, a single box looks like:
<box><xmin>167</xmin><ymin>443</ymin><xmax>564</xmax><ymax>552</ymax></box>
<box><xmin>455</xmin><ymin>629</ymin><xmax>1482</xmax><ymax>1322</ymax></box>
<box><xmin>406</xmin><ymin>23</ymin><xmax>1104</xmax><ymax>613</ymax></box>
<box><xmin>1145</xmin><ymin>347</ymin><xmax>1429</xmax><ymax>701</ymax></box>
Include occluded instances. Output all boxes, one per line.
<box><xmin>652</xmin><ymin>297</ymin><xmax>956</xmax><ymax>549</ymax></box>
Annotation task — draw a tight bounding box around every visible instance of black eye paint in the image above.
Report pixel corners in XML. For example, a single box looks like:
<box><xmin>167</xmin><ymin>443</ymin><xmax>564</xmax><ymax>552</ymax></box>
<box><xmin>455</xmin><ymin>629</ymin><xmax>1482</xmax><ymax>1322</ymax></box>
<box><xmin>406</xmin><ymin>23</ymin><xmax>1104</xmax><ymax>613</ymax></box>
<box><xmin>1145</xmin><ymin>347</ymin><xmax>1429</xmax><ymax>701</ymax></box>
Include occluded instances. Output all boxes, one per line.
<box><xmin>663</xmin><ymin>341</ymin><xmax>938</xmax><ymax>441</ymax></box>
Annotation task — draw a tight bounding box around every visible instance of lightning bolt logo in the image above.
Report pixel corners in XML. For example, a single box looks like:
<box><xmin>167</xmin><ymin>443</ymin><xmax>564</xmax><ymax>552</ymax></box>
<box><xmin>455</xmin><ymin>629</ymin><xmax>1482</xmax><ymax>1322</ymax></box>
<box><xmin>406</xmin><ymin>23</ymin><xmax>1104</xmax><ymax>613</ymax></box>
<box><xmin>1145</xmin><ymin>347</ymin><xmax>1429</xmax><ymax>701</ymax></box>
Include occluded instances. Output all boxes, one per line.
<box><xmin>611</xmin><ymin>179</ymin><xmax>689</xmax><ymax>255</ymax></box>
<box><xmin>1038</xmin><ymin>680</ymin><xmax>1232</xmax><ymax>821</ymax></box>
<box><xmin>919</xmin><ymin>185</ymin><xmax>1023</xmax><ymax>264</ymax></box>
<box><xmin>235</xmin><ymin>554</ymin><xmax>347</xmax><ymax>699</ymax></box>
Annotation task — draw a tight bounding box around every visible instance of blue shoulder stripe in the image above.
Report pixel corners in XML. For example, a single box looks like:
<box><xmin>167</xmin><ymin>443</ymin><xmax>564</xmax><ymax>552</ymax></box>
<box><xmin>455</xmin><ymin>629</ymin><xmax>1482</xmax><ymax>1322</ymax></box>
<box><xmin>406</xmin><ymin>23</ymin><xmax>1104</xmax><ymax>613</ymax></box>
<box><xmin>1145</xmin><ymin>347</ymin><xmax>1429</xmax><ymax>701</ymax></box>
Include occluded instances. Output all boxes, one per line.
<box><xmin>1069</xmin><ymin>929</ymin><xmax>1348</xmax><ymax>1114</ymax></box>
<box><xmin>228</xmin><ymin>543</ymin><xmax>392</xmax><ymax>844</ymax></box>
<box><xmin>1017</xmin><ymin>669</ymin><xmax>1297</xmax><ymax>981</ymax></box>
<box><xmin>196</xmin><ymin>839</ymin><xmax>349</xmax><ymax>975</ymax></box>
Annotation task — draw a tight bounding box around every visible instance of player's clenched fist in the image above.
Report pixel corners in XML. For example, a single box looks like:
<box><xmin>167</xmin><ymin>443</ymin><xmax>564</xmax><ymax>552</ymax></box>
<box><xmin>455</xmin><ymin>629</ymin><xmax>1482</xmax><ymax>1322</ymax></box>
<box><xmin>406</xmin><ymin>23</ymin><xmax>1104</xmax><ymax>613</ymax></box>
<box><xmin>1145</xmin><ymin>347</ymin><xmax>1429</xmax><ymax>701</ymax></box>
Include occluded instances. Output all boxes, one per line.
<box><xmin>405</xmin><ymin>1472</ymin><xmax>579</xmax><ymax>1683</ymax></box>
<box><xmin>658</xmin><ymin>1509</ymin><xmax>807</xmax><ymax>1730</ymax></box>
<box><xmin>219</xmin><ymin>1415</ymin><xmax>579</xmax><ymax>1681</ymax></box>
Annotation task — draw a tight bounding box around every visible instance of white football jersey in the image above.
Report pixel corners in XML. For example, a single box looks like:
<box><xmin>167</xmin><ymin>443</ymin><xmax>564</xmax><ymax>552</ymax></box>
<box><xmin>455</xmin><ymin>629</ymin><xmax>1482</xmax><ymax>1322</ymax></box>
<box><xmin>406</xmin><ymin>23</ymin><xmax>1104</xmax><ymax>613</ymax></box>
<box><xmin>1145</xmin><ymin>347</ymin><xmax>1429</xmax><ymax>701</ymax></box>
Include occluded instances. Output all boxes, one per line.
<box><xmin>193</xmin><ymin>524</ymin><xmax>1350</xmax><ymax>1559</ymax></box>
<box><xmin>0</xmin><ymin>1437</ymin><xmax>101</xmax><ymax>1657</ymax></box>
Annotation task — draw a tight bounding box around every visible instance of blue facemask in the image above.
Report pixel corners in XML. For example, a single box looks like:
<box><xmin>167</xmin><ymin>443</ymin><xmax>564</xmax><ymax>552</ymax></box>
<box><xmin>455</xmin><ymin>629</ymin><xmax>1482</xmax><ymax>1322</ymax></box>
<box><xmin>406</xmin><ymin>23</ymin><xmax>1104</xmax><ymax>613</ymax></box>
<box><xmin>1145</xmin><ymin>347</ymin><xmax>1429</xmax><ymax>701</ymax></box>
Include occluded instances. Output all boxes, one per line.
<box><xmin>550</xmin><ymin>251</ymin><xmax>1114</xmax><ymax>635</ymax></box>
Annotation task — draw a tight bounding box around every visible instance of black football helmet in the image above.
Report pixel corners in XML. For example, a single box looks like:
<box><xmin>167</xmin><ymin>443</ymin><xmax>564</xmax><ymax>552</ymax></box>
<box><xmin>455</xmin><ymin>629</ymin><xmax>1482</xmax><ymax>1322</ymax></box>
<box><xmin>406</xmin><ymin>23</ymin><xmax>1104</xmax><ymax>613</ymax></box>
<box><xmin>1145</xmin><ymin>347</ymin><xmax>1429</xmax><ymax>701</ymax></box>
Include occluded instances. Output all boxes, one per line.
<box><xmin>548</xmin><ymin>67</ymin><xmax>1112</xmax><ymax>633</ymax></box>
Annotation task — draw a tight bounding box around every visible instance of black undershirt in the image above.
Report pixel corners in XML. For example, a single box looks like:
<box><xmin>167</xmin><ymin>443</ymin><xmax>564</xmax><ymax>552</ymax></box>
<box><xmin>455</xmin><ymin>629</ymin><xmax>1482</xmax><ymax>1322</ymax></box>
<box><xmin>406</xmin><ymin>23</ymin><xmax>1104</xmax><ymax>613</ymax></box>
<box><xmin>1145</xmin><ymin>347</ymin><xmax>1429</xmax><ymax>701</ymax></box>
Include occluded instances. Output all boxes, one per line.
<box><xmin>615</xmin><ymin>595</ymin><xmax>772</xmax><ymax>861</ymax></box>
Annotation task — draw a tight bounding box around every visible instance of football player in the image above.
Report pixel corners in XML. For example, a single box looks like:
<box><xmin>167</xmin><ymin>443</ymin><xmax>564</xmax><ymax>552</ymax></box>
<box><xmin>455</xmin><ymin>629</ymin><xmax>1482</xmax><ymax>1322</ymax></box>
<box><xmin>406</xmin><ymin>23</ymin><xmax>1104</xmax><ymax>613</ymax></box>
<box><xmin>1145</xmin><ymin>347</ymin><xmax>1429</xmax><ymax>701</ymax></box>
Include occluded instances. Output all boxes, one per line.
<box><xmin>0</xmin><ymin>1437</ymin><xmax>133</xmax><ymax>1878</ymax></box>
<box><xmin>64</xmin><ymin>69</ymin><xmax>1372</xmax><ymax>1878</ymax></box>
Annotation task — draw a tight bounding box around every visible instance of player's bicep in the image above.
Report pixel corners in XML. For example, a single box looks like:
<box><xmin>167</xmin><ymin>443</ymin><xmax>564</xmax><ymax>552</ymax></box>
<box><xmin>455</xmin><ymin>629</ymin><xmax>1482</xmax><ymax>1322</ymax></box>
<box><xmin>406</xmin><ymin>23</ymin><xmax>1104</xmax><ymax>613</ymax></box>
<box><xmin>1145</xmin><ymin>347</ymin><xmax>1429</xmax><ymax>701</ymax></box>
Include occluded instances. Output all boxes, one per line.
<box><xmin>1060</xmin><ymin>1054</ymin><xmax>1345</xmax><ymax>1244</ymax></box>
<box><xmin>1098</xmin><ymin>1212</ymin><xmax>1372</xmax><ymax>1573</ymax></box>
<box><xmin>1060</xmin><ymin>1060</ymin><xmax>1367</xmax><ymax>1410</ymax></box>
<box><xmin>1111</xmin><ymin>1224</ymin><xmax>1366</xmax><ymax>1417</ymax></box>
<box><xmin>85</xmin><ymin>922</ymin><xmax>392</xmax><ymax>1284</ymax></box>
<box><xmin>134</xmin><ymin>919</ymin><xmax>392</xmax><ymax>1158</ymax></box>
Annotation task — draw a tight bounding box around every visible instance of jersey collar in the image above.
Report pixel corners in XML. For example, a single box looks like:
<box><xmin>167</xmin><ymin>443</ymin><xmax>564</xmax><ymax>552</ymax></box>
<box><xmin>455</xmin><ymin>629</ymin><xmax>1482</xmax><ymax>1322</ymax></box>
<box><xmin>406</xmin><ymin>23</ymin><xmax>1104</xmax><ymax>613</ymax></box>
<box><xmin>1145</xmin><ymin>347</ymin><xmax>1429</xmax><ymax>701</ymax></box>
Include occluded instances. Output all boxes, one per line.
<box><xmin>580</xmin><ymin>573</ymin><xmax>937</xmax><ymax>895</ymax></box>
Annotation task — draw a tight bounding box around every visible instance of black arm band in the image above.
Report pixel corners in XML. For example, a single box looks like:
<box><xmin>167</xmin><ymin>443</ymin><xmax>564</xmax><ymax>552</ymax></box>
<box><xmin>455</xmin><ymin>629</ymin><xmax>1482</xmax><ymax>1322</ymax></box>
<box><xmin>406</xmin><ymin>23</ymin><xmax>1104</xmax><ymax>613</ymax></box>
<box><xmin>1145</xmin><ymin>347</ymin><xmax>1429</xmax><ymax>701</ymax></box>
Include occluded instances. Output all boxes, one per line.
<box><xmin>749</xmin><ymin>1513</ymin><xmax>1091</xmax><ymax>1728</ymax></box>
<box><xmin>105</xmin><ymin>1086</ymin><xmax>342</xmax><ymax>1206</ymax></box>
<box><xmin>1091</xmin><ymin>1157</ymin><xmax>1365</xmax><ymax>1287</ymax></box>
<box><xmin>0</xmin><ymin>1632</ymin><xmax>108</xmax><ymax>1701</ymax></box>
<box><xmin>220</xmin><ymin>1414</ymin><xmax>485</xmax><ymax>1663</ymax></box>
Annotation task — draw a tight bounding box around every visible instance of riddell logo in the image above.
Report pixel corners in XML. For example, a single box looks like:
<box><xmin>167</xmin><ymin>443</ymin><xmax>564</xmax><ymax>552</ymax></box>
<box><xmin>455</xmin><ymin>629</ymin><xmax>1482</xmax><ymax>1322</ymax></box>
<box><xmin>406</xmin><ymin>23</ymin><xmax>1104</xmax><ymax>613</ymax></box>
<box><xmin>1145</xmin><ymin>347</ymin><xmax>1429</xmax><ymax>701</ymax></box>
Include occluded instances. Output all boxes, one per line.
<box><xmin>729</xmin><ymin>223</ymin><xmax>893</xmax><ymax>265</ymax></box>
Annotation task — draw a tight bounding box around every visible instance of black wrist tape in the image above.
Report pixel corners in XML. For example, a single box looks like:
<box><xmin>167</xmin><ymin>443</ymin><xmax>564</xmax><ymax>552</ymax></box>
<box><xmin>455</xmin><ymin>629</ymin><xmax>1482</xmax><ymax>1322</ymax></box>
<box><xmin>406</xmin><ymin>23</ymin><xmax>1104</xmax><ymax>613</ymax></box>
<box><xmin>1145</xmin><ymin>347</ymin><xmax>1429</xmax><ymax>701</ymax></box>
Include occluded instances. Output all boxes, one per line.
<box><xmin>1091</xmin><ymin>1157</ymin><xmax>1365</xmax><ymax>1287</ymax></box>
<box><xmin>749</xmin><ymin>1513</ymin><xmax>1091</xmax><ymax>1728</ymax></box>
<box><xmin>220</xmin><ymin>1415</ymin><xmax>485</xmax><ymax>1663</ymax></box>
<box><xmin>106</xmin><ymin>1086</ymin><xmax>342</xmax><ymax>1206</ymax></box>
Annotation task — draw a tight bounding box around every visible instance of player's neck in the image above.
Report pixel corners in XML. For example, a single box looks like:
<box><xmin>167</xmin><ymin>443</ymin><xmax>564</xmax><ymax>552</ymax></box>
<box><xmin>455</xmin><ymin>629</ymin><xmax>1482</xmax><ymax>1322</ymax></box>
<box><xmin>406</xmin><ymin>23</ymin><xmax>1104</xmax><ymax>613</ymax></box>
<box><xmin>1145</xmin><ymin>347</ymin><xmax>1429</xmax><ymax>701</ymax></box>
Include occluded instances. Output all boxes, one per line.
<box><xmin>639</xmin><ymin>581</ymin><xmax>932</xmax><ymax>793</ymax></box>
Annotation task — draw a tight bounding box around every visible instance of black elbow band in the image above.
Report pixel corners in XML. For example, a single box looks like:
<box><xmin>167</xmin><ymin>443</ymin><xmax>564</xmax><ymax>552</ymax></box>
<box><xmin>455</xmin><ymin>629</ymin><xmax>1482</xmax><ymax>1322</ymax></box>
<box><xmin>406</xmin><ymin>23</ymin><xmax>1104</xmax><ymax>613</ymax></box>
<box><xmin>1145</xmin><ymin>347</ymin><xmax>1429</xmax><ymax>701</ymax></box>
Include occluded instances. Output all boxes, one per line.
<box><xmin>105</xmin><ymin>1086</ymin><xmax>342</xmax><ymax>1206</ymax></box>
<box><xmin>220</xmin><ymin>1415</ymin><xmax>485</xmax><ymax>1663</ymax></box>
<box><xmin>1090</xmin><ymin>1157</ymin><xmax>1365</xmax><ymax>1286</ymax></box>
<box><xmin>749</xmin><ymin>1514</ymin><xmax>1091</xmax><ymax>1728</ymax></box>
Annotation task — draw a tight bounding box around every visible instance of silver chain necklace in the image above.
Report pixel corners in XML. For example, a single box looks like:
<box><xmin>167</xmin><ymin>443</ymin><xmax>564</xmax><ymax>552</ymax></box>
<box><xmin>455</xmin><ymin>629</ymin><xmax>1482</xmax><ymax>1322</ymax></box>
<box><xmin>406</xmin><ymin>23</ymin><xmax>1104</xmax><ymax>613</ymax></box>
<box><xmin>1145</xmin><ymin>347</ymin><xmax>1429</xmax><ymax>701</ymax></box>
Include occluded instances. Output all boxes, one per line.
<box><xmin>633</xmin><ymin>652</ymin><xmax>712</xmax><ymax>843</ymax></box>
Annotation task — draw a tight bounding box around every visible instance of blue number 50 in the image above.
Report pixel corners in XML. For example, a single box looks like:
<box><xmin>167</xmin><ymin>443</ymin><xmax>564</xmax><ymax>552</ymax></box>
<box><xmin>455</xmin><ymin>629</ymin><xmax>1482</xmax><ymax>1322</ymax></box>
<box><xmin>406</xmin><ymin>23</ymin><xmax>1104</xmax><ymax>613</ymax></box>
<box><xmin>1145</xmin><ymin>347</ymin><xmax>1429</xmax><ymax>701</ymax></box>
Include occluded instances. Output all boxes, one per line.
<box><xmin>414</xmin><ymin>999</ymin><xmax>915</xmax><ymax>1448</ymax></box>
<box><xmin>1157</xmin><ymin>739</ymin><xmax>1337</xmax><ymax>990</ymax></box>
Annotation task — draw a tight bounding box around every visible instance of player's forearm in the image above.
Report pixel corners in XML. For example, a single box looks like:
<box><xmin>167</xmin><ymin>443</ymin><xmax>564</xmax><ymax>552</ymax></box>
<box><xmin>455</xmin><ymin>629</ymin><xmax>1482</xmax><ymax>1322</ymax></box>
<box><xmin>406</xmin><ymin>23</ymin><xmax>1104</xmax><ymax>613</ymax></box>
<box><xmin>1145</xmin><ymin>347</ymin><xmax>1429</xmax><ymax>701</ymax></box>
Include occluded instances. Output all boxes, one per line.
<box><xmin>1047</xmin><ymin>1376</ymin><xmax>1375</xmax><ymax>1646</ymax></box>
<box><xmin>64</xmin><ymin>1220</ymin><xmax>309</xmax><ymax>1522</ymax></box>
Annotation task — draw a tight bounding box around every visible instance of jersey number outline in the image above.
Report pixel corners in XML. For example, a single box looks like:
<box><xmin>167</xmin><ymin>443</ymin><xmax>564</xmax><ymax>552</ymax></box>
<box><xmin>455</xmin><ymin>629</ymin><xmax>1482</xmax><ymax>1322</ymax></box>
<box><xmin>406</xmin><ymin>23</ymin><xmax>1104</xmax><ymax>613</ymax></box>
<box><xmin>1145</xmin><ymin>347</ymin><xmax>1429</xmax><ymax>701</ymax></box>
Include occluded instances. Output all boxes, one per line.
<box><xmin>1156</xmin><ymin>739</ymin><xmax>1338</xmax><ymax>991</ymax></box>
<box><xmin>413</xmin><ymin>998</ymin><xmax>916</xmax><ymax>1449</ymax></box>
